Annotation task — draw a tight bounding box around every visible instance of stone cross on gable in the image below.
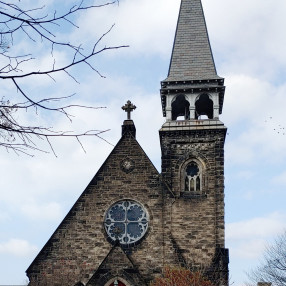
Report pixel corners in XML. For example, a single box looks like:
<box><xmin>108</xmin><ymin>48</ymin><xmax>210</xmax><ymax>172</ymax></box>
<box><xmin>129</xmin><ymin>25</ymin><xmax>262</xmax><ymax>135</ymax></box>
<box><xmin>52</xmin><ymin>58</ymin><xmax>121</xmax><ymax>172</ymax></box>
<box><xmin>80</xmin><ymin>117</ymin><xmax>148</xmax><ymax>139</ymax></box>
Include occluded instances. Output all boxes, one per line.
<box><xmin>122</xmin><ymin>100</ymin><xmax>136</xmax><ymax>120</ymax></box>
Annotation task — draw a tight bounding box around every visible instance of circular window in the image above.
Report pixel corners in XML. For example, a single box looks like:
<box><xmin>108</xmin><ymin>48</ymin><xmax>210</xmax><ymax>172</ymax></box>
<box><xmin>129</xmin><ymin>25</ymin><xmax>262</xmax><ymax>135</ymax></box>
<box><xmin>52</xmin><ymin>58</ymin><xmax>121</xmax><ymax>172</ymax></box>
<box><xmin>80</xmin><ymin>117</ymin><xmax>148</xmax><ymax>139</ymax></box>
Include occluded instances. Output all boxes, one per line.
<box><xmin>104</xmin><ymin>200</ymin><xmax>149</xmax><ymax>245</ymax></box>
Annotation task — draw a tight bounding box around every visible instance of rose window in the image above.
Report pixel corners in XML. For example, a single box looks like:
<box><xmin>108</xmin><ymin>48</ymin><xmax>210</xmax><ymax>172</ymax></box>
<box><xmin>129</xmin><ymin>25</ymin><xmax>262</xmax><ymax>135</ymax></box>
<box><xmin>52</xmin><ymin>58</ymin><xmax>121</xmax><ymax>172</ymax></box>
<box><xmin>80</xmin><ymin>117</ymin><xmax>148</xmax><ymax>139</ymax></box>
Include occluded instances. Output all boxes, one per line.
<box><xmin>104</xmin><ymin>200</ymin><xmax>148</xmax><ymax>245</ymax></box>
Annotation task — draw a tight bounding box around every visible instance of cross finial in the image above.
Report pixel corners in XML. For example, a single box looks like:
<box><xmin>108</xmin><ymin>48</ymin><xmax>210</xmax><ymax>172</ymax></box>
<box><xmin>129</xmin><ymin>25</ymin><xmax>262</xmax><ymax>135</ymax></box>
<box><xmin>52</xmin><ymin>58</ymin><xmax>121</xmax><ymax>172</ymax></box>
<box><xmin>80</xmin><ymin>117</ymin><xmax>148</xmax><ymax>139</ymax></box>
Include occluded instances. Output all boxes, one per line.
<box><xmin>122</xmin><ymin>100</ymin><xmax>136</xmax><ymax>120</ymax></box>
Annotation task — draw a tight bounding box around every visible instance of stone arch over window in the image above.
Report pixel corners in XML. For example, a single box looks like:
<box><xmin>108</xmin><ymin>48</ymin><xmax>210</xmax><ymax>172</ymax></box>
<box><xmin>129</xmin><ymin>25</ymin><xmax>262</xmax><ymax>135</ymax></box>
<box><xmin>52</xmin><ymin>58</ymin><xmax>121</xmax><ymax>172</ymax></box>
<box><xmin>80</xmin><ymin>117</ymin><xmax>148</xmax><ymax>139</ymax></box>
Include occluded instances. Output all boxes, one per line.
<box><xmin>171</xmin><ymin>94</ymin><xmax>190</xmax><ymax>120</ymax></box>
<box><xmin>195</xmin><ymin>93</ymin><xmax>213</xmax><ymax>119</ymax></box>
<box><xmin>180</xmin><ymin>157</ymin><xmax>208</xmax><ymax>197</ymax></box>
<box><xmin>105</xmin><ymin>277</ymin><xmax>131</xmax><ymax>286</ymax></box>
<box><xmin>89</xmin><ymin>270</ymin><xmax>137</xmax><ymax>286</ymax></box>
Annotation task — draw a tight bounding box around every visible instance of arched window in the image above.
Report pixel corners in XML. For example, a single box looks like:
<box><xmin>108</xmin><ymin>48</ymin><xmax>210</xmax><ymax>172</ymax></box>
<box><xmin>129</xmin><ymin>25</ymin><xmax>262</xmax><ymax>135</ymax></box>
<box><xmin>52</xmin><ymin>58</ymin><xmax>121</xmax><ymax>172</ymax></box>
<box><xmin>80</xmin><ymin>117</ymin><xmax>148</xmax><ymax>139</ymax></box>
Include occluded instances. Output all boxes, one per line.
<box><xmin>109</xmin><ymin>280</ymin><xmax>126</xmax><ymax>286</ymax></box>
<box><xmin>195</xmin><ymin>94</ymin><xmax>213</xmax><ymax>119</ymax></box>
<box><xmin>105</xmin><ymin>277</ymin><xmax>130</xmax><ymax>286</ymax></box>
<box><xmin>184</xmin><ymin>161</ymin><xmax>201</xmax><ymax>193</ymax></box>
<box><xmin>171</xmin><ymin>94</ymin><xmax>190</xmax><ymax>120</ymax></box>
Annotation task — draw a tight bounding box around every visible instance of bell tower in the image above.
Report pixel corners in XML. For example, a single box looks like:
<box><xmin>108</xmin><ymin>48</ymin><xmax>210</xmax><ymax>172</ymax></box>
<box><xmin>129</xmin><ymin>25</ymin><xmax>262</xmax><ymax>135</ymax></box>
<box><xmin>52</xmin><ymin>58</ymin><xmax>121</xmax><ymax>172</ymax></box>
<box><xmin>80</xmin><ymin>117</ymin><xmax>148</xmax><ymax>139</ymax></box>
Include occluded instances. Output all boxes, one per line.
<box><xmin>160</xmin><ymin>0</ymin><xmax>229</xmax><ymax>284</ymax></box>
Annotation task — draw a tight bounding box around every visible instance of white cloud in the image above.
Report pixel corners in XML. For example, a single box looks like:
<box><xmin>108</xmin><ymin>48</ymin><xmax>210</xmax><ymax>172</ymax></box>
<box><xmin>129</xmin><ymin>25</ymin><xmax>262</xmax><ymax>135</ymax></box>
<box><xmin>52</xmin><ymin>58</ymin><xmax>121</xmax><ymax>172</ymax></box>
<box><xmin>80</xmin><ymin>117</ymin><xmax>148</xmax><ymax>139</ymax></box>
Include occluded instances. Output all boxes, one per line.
<box><xmin>204</xmin><ymin>0</ymin><xmax>286</xmax><ymax>79</ymax></box>
<box><xmin>231</xmin><ymin>239</ymin><xmax>266</xmax><ymax>259</ymax></box>
<box><xmin>226</xmin><ymin>124</ymin><xmax>286</xmax><ymax>166</ymax></box>
<box><xmin>227</xmin><ymin>212</ymin><xmax>286</xmax><ymax>241</ymax></box>
<box><xmin>226</xmin><ymin>213</ymin><xmax>286</xmax><ymax>260</ymax></box>
<box><xmin>222</xmin><ymin>74</ymin><xmax>286</xmax><ymax>166</ymax></box>
<box><xmin>71</xmin><ymin>0</ymin><xmax>180</xmax><ymax>57</ymax></box>
<box><xmin>0</xmin><ymin>239</ymin><xmax>38</xmax><ymax>257</ymax></box>
<box><xmin>222</xmin><ymin>75</ymin><xmax>272</xmax><ymax>126</ymax></box>
<box><xmin>21</xmin><ymin>201</ymin><xmax>63</xmax><ymax>221</ymax></box>
<box><xmin>225</xmin><ymin>139</ymin><xmax>255</xmax><ymax>165</ymax></box>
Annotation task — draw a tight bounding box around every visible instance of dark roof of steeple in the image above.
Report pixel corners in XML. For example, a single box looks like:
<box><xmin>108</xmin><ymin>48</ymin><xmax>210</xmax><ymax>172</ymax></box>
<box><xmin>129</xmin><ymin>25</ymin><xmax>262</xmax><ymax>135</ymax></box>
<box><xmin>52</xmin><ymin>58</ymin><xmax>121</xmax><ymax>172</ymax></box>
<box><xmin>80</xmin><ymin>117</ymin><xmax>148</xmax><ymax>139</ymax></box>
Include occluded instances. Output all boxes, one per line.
<box><xmin>165</xmin><ymin>0</ymin><xmax>221</xmax><ymax>81</ymax></box>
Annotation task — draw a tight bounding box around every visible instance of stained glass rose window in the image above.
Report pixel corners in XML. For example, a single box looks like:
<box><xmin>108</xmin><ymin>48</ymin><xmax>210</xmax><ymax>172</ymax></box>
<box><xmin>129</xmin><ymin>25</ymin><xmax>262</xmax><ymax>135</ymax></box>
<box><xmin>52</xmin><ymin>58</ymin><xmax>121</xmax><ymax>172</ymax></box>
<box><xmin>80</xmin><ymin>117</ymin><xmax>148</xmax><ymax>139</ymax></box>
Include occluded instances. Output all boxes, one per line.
<box><xmin>104</xmin><ymin>200</ymin><xmax>148</xmax><ymax>245</ymax></box>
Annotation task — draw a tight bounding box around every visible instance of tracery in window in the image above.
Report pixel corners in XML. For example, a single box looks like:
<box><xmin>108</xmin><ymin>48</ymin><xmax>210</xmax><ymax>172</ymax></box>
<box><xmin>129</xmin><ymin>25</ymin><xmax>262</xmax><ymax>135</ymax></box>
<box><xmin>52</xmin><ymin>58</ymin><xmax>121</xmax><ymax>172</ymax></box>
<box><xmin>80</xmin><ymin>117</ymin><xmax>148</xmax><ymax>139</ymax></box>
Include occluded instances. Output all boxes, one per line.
<box><xmin>104</xmin><ymin>200</ymin><xmax>148</xmax><ymax>245</ymax></box>
<box><xmin>184</xmin><ymin>161</ymin><xmax>201</xmax><ymax>193</ymax></box>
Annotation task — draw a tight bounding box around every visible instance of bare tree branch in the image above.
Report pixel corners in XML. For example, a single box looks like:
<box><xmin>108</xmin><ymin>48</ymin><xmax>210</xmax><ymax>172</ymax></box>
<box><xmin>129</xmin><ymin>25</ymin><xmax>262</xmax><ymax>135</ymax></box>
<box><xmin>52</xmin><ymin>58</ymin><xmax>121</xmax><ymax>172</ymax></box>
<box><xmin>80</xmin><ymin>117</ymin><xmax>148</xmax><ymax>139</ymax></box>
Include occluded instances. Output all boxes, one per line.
<box><xmin>0</xmin><ymin>0</ymin><xmax>126</xmax><ymax>155</ymax></box>
<box><xmin>247</xmin><ymin>230</ymin><xmax>286</xmax><ymax>286</ymax></box>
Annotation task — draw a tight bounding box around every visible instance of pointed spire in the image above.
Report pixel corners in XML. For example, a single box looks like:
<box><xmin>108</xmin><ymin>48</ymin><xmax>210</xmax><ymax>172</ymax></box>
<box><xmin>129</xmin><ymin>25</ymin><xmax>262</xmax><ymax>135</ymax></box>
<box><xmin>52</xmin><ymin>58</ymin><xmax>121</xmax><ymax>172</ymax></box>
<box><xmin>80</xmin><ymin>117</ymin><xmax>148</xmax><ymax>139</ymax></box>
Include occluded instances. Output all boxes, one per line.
<box><xmin>166</xmin><ymin>0</ymin><xmax>220</xmax><ymax>81</ymax></box>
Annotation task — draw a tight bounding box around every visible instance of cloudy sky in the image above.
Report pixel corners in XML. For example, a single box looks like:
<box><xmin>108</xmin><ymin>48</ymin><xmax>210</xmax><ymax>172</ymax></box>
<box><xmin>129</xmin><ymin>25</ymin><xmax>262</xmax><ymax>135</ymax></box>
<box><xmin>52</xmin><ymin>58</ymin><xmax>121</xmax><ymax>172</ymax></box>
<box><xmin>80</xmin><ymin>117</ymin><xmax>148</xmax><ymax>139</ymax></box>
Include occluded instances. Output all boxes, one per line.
<box><xmin>1</xmin><ymin>0</ymin><xmax>286</xmax><ymax>285</ymax></box>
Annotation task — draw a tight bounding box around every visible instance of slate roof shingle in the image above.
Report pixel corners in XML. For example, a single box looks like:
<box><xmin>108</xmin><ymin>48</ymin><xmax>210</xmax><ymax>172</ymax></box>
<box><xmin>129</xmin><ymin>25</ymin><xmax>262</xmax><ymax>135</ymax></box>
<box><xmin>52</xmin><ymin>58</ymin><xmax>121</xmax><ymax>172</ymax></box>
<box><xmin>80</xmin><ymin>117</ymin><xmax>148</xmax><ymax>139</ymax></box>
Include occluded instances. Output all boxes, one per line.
<box><xmin>166</xmin><ymin>0</ymin><xmax>221</xmax><ymax>81</ymax></box>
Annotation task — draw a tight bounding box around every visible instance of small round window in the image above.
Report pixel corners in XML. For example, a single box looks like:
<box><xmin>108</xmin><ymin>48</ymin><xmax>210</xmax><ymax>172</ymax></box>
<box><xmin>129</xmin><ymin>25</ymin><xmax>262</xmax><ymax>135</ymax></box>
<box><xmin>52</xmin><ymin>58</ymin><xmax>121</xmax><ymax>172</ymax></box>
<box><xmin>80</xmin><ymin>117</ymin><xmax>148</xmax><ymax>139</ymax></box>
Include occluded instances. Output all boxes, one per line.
<box><xmin>104</xmin><ymin>200</ymin><xmax>149</xmax><ymax>245</ymax></box>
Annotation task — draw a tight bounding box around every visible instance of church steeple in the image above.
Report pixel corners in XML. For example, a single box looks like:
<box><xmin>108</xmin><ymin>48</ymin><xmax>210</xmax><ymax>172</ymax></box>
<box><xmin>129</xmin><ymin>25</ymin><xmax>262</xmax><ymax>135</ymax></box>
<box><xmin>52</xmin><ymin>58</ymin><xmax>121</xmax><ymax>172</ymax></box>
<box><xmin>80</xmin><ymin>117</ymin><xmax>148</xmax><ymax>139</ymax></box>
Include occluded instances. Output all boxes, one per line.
<box><xmin>159</xmin><ymin>1</ymin><xmax>229</xmax><ymax>284</ymax></box>
<box><xmin>167</xmin><ymin>0</ymin><xmax>219</xmax><ymax>81</ymax></box>
<box><xmin>160</xmin><ymin>0</ymin><xmax>225</xmax><ymax>121</ymax></box>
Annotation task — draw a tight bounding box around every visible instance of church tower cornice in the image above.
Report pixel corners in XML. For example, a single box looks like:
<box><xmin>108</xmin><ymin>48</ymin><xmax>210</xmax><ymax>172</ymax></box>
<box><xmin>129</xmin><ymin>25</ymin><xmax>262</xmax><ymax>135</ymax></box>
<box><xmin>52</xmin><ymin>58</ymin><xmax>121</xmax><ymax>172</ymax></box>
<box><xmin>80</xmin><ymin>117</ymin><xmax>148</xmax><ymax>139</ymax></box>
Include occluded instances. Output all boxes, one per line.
<box><xmin>160</xmin><ymin>78</ymin><xmax>225</xmax><ymax>117</ymax></box>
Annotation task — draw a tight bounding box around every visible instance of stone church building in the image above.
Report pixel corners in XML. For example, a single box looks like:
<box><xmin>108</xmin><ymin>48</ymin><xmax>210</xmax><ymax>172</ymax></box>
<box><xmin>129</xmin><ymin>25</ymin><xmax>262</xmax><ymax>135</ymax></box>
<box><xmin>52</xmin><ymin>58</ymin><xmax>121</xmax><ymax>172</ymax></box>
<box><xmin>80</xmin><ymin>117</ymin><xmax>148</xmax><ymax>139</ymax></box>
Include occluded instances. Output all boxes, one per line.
<box><xmin>26</xmin><ymin>0</ymin><xmax>229</xmax><ymax>285</ymax></box>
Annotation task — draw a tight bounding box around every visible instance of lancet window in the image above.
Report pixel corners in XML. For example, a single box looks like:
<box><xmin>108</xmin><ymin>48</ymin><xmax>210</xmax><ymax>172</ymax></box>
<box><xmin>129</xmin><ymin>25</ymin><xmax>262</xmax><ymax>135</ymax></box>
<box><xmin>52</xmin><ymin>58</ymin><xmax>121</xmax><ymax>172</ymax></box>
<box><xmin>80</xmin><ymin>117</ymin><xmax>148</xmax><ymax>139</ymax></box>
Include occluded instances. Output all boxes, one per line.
<box><xmin>184</xmin><ymin>161</ymin><xmax>202</xmax><ymax>193</ymax></box>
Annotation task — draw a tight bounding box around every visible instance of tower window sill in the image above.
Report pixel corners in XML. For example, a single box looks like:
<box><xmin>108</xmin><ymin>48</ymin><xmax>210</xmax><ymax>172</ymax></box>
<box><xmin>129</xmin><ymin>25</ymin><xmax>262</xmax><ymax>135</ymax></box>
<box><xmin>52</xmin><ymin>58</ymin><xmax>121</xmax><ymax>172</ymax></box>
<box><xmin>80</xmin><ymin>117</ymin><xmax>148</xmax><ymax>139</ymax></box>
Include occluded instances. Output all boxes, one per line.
<box><xmin>180</xmin><ymin>192</ymin><xmax>207</xmax><ymax>199</ymax></box>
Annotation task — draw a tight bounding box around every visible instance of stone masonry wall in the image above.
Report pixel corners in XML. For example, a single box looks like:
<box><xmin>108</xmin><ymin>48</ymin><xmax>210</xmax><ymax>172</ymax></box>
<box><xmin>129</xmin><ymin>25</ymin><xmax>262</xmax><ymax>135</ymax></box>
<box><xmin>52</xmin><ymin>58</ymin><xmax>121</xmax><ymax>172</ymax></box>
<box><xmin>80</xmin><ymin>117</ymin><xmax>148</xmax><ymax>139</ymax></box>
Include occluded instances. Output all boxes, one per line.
<box><xmin>26</xmin><ymin>124</ymin><xmax>228</xmax><ymax>286</ymax></box>
<box><xmin>160</xmin><ymin>126</ymin><xmax>226</xmax><ymax>273</ymax></box>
